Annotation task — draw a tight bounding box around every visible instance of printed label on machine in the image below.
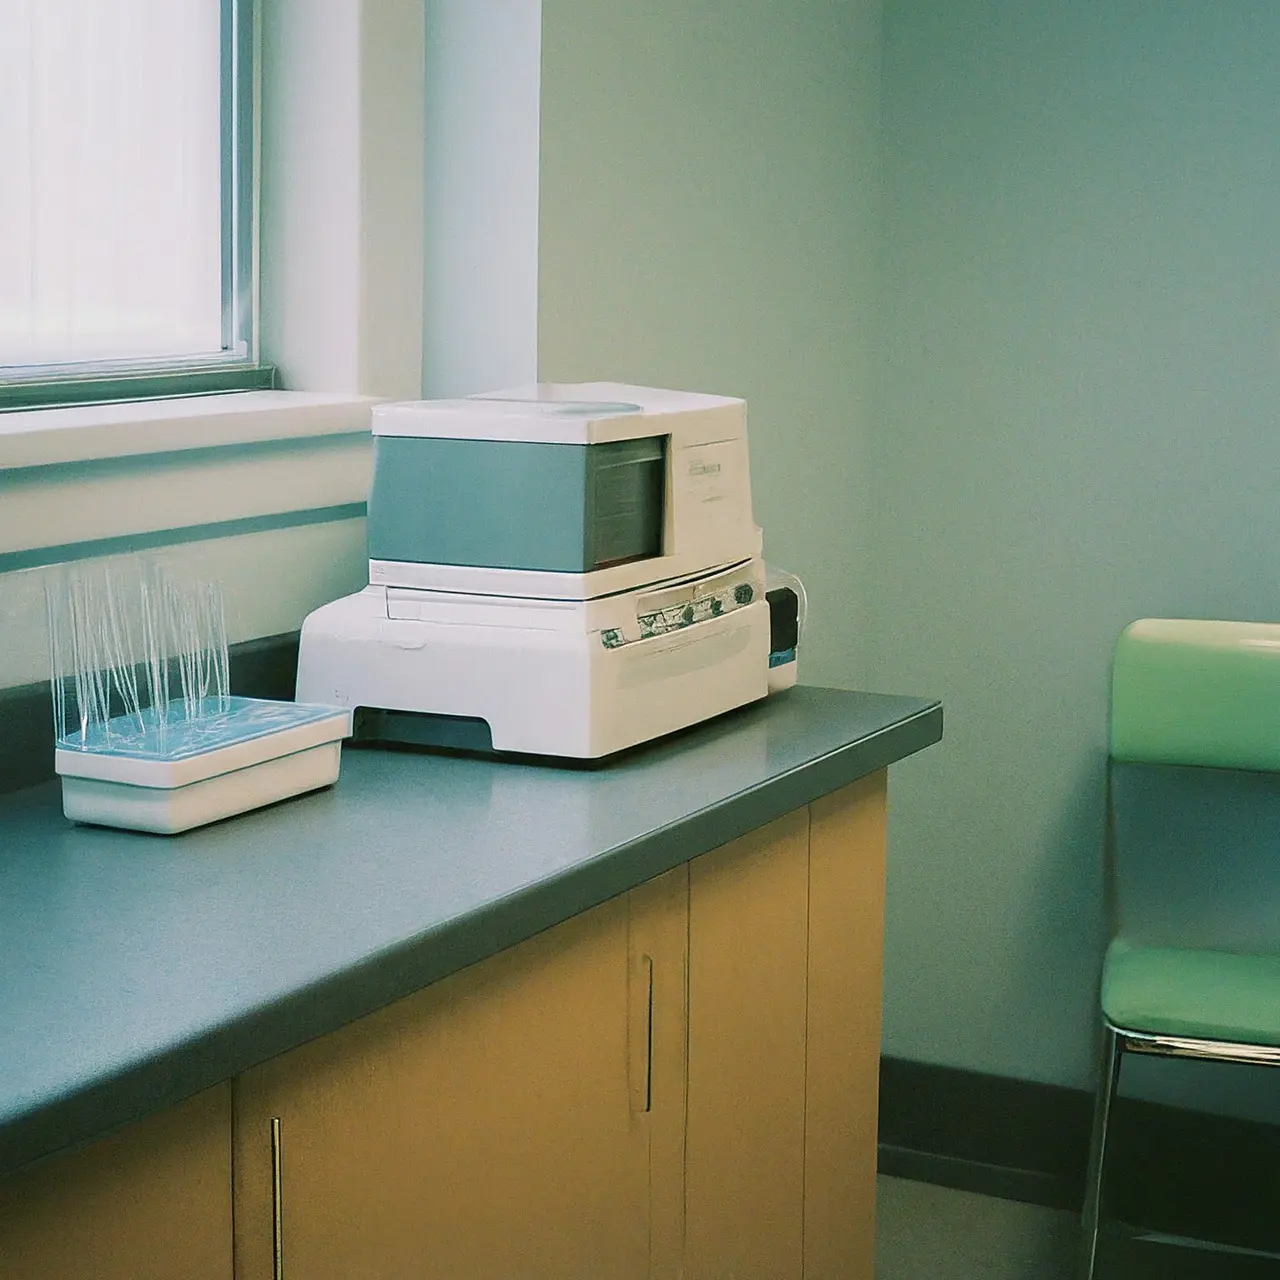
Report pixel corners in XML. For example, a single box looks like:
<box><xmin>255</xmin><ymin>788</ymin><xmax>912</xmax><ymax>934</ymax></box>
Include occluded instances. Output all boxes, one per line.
<box><xmin>679</xmin><ymin>439</ymin><xmax>746</xmax><ymax>546</ymax></box>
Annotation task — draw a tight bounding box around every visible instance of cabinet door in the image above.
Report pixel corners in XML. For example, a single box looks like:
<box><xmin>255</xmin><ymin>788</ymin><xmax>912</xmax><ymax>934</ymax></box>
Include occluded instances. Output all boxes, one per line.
<box><xmin>631</xmin><ymin>864</ymin><xmax>690</xmax><ymax>1280</ymax></box>
<box><xmin>234</xmin><ymin>880</ymin><xmax>683</xmax><ymax>1280</ymax></box>
<box><xmin>0</xmin><ymin>1084</ymin><xmax>233</xmax><ymax>1280</ymax></box>
<box><xmin>804</xmin><ymin>771</ymin><xmax>888</xmax><ymax>1280</ymax></box>
<box><xmin>684</xmin><ymin>808</ymin><xmax>811</xmax><ymax>1280</ymax></box>
<box><xmin>680</xmin><ymin>777</ymin><xmax>890</xmax><ymax>1280</ymax></box>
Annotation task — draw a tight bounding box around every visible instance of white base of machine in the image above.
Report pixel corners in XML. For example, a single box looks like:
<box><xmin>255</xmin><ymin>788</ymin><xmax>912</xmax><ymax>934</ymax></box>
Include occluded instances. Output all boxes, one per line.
<box><xmin>296</xmin><ymin>578</ymin><xmax>772</xmax><ymax>759</ymax></box>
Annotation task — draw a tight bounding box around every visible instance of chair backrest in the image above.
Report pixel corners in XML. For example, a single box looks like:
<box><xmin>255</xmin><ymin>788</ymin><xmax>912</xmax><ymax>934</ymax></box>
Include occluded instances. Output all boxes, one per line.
<box><xmin>1112</xmin><ymin>619</ymin><xmax>1280</xmax><ymax>771</ymax></box>
<box><xmin>1109</xmin><ymin>619</ymin><xmax>1280</xmax><ymax>952</ymax></box>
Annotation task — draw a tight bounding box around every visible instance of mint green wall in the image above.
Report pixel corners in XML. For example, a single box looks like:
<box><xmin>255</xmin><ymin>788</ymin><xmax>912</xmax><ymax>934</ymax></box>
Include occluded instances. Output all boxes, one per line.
<box><xmin>872</xmin><ymin>1</ymin><xmax>1280</xmax><ymax>1086</ymax></box>
<box><xmin>537</xmin><ymin>0</ymin><xmax>881</xmax><ymax>686</ymax></box>
<box><xmin>537</xmin><ymin>0</ymin><xmax>1280</xmax><ymax>1094</ymax></box>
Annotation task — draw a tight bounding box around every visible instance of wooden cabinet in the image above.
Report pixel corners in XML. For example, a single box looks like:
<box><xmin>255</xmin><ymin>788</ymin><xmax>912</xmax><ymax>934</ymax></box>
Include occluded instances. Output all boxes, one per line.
<box><xmin>683</xmin><ymin>772</ymin><xmax>887</xmax><ymax>1280</ymax></box>
<box><xmin>233</xmin><ymin>871</ymin><xmax>688</xmax><ymax>1280</ymax></box>
<box><xmin>685</xmin><ymin>807</ymin><xmax>810</xmax><ymax>1279</ymax></box>
<box><xmin>232</xmin><ymin>772</ymin><xmax>888</xmax><ymax>1280</ymax></box>
<box><xmin>804</xmin><ymin>776</ymin><xmax>889</xmax><ymax>1280</ymax></box>
<box><xmin>0</xmin><ymin>773</ymin><xmax>887</xmax><ymax>1280</ymax></box>
<box><xmin>0</xmin><ymin>1085</ymin><xmax>234</xmax><ymax>1280</ymax></box>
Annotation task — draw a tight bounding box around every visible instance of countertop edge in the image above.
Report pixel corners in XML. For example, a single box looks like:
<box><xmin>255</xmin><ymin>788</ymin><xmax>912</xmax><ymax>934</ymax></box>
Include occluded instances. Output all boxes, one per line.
<box><xmin>0</xmin><ymin>698</ymin><xmax>942</xmax><ymax>1177</ymax></box>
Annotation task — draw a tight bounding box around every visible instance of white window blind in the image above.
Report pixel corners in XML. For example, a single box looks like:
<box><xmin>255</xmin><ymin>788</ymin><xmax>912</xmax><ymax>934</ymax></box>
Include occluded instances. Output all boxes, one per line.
<box><xmin>0</xmin><ymin>0</ymin><xmax>229</xmax><ymax>372</ymax></box>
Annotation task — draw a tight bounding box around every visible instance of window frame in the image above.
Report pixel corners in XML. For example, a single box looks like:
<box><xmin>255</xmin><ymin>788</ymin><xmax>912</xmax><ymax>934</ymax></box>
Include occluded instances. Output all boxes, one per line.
<box><xmin>0</xmin><ymin>0</ymin><xmax>273</xmax><ymax>411</ymax></box>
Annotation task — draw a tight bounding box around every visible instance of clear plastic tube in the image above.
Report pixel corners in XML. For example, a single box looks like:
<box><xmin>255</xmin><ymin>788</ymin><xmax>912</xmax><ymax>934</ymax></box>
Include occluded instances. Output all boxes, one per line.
<box><xmin>764</xmin><ymin>563</ymin><xmax>808</xmax><ymax>694</ymax></box>
<box><xmin>46</xmin><ymin>558</ymin><xmax>232</xmax><ymax>747</ymax></box>
<box><xmin>765</xmin><ymin>564</ymin><xmax>808</xmax><ymax>639</ymax></box>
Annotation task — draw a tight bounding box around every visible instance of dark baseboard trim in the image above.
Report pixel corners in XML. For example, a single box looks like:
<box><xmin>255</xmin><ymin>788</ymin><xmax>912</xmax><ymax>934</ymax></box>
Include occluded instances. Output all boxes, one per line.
<box><xmin>878</xmin><ymin>1054</ymin><xmax>1280</xmax><ymax>1255</ymax></box>
<box><xmin>878</xmin><ymin>1054</ymin><xmax>1094</xmax><ymax>1211</ymax></box>
<box><xmin>0</xmin><ymin>632</ymin><xmax>301</xmax><ymax>796</ymax></box>
<box><xmin>877</xmin><ymin>1143</ymin><xmax>1078</xmax><ymax>1212</ymax></box>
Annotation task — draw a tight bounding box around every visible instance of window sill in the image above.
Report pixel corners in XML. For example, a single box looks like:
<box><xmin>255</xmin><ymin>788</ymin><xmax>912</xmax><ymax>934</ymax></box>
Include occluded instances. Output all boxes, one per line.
<box><xmin>0</xmin><ymin>392</ymin><xmax>378</xmax><ymax>689</ymax></box>
<box><xmin>0</xmin><ymin>390</ymin><xmax>376</xmax><ymax>471</ymax></box>
<box><xmin>0</xmin><ymin>388</ymin><xmax>377</xmax><ymax>565</ymax></box>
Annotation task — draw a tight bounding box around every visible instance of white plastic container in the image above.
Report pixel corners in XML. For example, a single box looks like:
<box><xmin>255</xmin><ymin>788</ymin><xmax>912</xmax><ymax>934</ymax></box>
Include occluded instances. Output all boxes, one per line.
<box><xmin>55</xmin><ymin>698</ymin><xmax>353</xmax><ymax>834</ymax></box>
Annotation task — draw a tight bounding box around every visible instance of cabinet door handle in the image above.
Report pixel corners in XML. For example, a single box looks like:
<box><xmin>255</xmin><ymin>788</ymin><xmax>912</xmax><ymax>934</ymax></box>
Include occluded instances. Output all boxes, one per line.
<box><xmin>271</xmin><ymin>1116</ymin><xmax>284</xmax><ymax>1280</ymax></box>
<box><xmin>630</xmin><ymin>954</ymin><xmax>654</xmax><ymax>1113</ymax></box>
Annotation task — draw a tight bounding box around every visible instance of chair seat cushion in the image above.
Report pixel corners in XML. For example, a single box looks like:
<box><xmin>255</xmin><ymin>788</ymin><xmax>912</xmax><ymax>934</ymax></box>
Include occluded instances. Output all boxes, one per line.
<box><xmin>1102</xmin><ymin>939</ymin><xmax>1280</xmax><ymax>1046</ymax></box>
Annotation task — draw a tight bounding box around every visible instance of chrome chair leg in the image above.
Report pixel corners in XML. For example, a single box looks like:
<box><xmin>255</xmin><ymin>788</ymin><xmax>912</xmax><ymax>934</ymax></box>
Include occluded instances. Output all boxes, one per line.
<box><xmin>1080</xmin><ymin>1024</ymin><xmax>1123</xmax><ymax>1280</ymax></box>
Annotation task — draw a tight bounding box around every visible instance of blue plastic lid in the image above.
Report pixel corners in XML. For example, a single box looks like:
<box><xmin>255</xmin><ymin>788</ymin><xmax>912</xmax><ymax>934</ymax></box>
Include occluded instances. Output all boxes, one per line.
<box><xmin>58</xmin><ymin>697</ymin><xmax>346</xmax><ymax>762</ymax></box>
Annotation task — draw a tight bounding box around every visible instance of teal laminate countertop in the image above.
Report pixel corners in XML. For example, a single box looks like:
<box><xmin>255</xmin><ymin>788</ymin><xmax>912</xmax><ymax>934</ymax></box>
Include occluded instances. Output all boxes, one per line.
<box><xmin>0</xmin><ymin>686</ymin><xmax>941</xmax><ymax>1177</ymax></box>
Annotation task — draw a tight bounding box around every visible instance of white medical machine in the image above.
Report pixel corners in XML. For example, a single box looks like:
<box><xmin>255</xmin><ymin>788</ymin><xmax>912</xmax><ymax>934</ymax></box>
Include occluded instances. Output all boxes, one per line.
<box><xmin>296</xmin><ymin>383</ymin><xmax>795</xmax><ymax>759</ymax></box>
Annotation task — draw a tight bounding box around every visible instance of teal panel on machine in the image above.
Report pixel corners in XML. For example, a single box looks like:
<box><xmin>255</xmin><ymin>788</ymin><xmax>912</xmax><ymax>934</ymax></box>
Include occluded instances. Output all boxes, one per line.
<box><xmin>367</xmin><ymin>435</ymin><xmax>665</xmax><ymax>572</ymax></box>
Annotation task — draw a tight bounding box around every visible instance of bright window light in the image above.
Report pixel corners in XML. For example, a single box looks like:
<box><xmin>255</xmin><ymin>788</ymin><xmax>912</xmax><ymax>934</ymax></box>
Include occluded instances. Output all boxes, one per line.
<box><xmin>0</xmin><ymin>0</ymin><xmax>252</xmax><ymax>379</ymax></box>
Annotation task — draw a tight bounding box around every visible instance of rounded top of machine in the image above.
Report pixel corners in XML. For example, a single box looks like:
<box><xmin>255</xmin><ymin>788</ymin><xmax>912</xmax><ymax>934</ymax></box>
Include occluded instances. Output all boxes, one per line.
<box><xmin>373</xmin><ymin>382</ymin><xmax>745</xmax><ymax>445</ymax></box>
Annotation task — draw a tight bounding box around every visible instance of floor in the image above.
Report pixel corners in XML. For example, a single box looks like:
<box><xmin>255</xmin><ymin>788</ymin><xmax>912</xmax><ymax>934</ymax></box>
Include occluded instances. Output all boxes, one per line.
<box><xmin>875</xmin><ymin>1176</ymin><xmax>1076</xmax><ymax>1280</ymax></box>
<box><xmin>875</xmin><ymin>1176</ymin><xmax>1280</xmax><ymax>1279</ymax></box>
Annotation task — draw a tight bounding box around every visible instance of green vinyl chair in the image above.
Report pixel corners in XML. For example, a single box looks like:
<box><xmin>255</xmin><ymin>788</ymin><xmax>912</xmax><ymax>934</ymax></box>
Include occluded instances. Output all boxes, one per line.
<box><xmin>1081</xmin><ymin>618</ymin><xmax>1280</xmax><ymax>1277</ymax></box>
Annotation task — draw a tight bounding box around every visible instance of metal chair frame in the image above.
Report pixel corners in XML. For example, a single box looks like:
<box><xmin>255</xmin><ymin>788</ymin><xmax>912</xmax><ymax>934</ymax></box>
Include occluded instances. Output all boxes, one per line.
<box><xmin>1080</xmin><ymin>1020</ymin><xmax>1280</xmax><ymax>1278</ymax></box>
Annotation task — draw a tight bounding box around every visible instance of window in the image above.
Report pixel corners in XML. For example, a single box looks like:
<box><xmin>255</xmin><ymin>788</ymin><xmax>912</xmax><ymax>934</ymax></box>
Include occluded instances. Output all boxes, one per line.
<box><xmin>0</xmin><ymin>0</ymin><xmax>271</xmax><ymax>407</ymax></box>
